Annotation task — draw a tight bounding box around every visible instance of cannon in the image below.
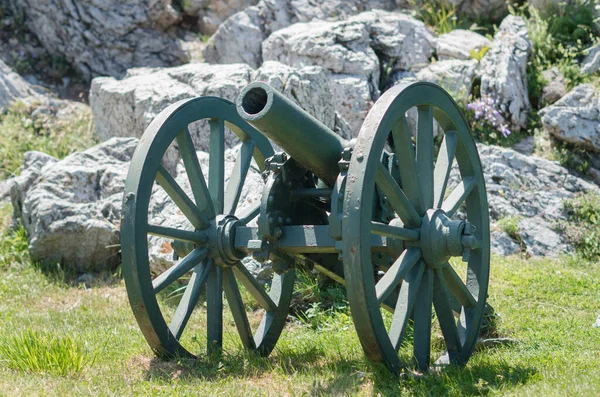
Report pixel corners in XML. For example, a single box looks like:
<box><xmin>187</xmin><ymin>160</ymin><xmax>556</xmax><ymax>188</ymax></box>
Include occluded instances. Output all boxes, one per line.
<box><xmin>120</xmin><ymin>80</ymin><xmax>490</xmax><ymax>374</ymax></box>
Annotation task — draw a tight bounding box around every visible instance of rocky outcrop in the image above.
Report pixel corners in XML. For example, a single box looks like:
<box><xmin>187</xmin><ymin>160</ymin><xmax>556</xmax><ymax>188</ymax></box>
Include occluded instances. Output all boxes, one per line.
<box><xmin>10</xmin><ymin>138</ymin><xmax>138</xmax><ymax>272</ymax></box>
<box><xmin>202</xmin><ymin>0</ymin><xmax>400</xmax><ymax>67</ymax></box>
<box><xmin>453</xmin><ymin>0</ymin><xmax>507</xmax><ymax>21</ymax></box>
<box><xmin>0</xmin><ymin>60</ymin><xmax>40</xmax><ymax>110</ymax></box>
<box><xmin>435</xmin><ymin>29</ymin><xmax>492</xmax><ymax>61</ymax></box>
<box><xmin>90</xmin><ymin>61</ymin><xmax>351</xmax><ymax>165</ymax></box>
<box><xmin>581</xmin><ymin>43</ymin><xmax>600</xmax><ymax>75</ymax></box>
<box><xmin>181</xmin><ymin>0</ymin><xmax>260</xmax><ymax>35</ymax></box>
<box><xmin>476</xmin><ymin>144</ymin><xmax>599</xmax><ymax>256</ymax></box>
<box><xmin>480</xmin><ymin>15</ymin><xmax>532</xmax><ymax>132</ymax></box>
<box><xmin>415</xmin><ymin>59</ymin><xmax>477</xmax><ymax>97</ymax></box>
<box><xmin>9</xmin><ymin>0</ymin><xmax>194</xmax><ymax>79</ymax></box>
<box><xmin>262</xmin><ymin>10</ymin><xmax>434</xmax><ymax>134</ymax></box>
<box><xmin>540</xmin><ymin>67</ymin><xmax>567</xmax><ymax>106</ymax></box>
<box><xmin>540</xmin><ymin>84</ymin><xmax>600</xmax><ymax>152</ymax></box>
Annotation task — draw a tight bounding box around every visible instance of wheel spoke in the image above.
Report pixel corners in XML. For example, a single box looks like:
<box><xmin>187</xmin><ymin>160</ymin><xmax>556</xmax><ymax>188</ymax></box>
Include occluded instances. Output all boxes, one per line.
<box><xmin>376</xmin><ymin>164</ymin><xmax>421</xmax><ymax>228</ymax></box>
<box><xmin>389</xmin><ymin>262</ymin><xmax>424</xmax><ymax>351</ymax></box>
<box><xmin>416</xmin><ymin>105</ymin><xmax>434</xmax><ymax>211</ymax></box>
<box><xmin>441</xmin><ymin>177</ymin><xmax>475</xmax><ymax>217</ymax></box>
<box><xmin>223</xmin><ymin>268</ymin><xmax>256</xmax><ymax>350</ymax></box>
<box><xmin>177</xmin><ymin>128</ymin><xmax>216</xmax><ymax>221</ymax></box>
<box><xmin>169</xmin><ymin>260</ymin><xmax>213</xmax><ymax>339</ymax></box>
<box><xmin>238</xmin><ymin>204</ymin><xmax>261</xmax><ymax>225</ymax></box>
<box><xmin>392</xmin><ymin>116</ymin><xmax>423</xmax><ymax>213</ymax></box>
<box><xmin>433</xmin><ymin>268</ymin><xmax>461</xmax><ymax>358</ymax></box>
<box><xmin>232</xmin><ymin>262</ymin><xmax>277</xmax><ymax>312</ymax></box>
<box><xmin>153</xmin><ymin>248</ymin><xmax>208</xmax><ymax>294</ymax></box>
<box><xmin>206</xmin><ymin>265</ymin><xmax>223</xmax><ymax>355</ymax></box>
<box><xmin>441</xmin><ymin>264</ymin><xmax>477</xmax><ymax>308</ymax></box>
<box><xmin>433</xmin><ymin>131</ymin><xmax>458</xmax><ymax>209</ymax></box>
<box><xmin>376</xmin><ymin>248</ymin><xmax>421</xmax><ymax>304</ymax></box>
<box><xmin>156</xmin><ymin>165</ymin><xmax>209</xmax><ymax>229</ymax></box>
<box><xmin>209</xmin><ymin>118</ymin><xmax>225</xmax><ymax>213</ymax></box>
<box><xmin>224</xmin><ymin>140</ymin><xmax>255</xmax><ymax>215</ymax></box>
<box><xmin>413</xmin><ymin>268</ymin><xmax>433</xmax><ymax>372</ymax></box>
<box><xmin>147</xmin><ymin>224</ymin><xmax>208</xmax><ymax>244</ymax></box>
<box><xmin>371</xmin><ymin>221</ymin><xmax>420</xmax><ymax>241</ymax></box>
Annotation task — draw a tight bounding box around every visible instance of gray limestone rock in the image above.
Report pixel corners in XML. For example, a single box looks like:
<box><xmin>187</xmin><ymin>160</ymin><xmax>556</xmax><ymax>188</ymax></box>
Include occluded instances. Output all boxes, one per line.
<box><xmin>9</xmin><ymin>0</ymin><xmax>192</xmax><ymax>79</ymax></box>
<box><xmin>540</xmin><ymin>67</ymin><xmax>567</xmax><ymax>106</ymax></box>
<box><xmin>581</xmin><ymin>44</ymin><xmax>600</xmax><ymax>75</ymax></box>
<box><xmin>0</xmin><ymin>59</ymin><xmax>40</xmax><ymax>110</ymax></box>
<box><xmin>416</xmin><ymin>59</ymin><xmax>477</xmax><ymax>98</ymax></box>
<box><xmin>540</xmin><ymin>84</ymin><xmax>600</xmax><ymax>152</ymax></box>
<box><xmin>435</xmin><ymin>29</ymin><xmax>492</xmax><ymax>61</ymax></box>
<box><xmin>480</xmin><ymin>15</ymin><xmax>532</xmax><ymax>132</ymax></box>
<box><xmin>10</xmin><ymin>138</ymin><xmax>138</xmax><ymax>272</ymax></box>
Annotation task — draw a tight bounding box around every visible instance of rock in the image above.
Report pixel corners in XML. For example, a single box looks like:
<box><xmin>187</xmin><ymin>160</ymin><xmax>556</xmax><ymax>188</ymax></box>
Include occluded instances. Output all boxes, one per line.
<box><xmin>512</xmin><ymin>136</ymin><xmax>535</xmax><ymax>155</ymax></box>
<box><xmin>11</xmin><ymin>138</ymin><xmax>138</xmax><ymax>272</ymax></box>
<box><xmin>203</xmin><ymin>0</ymin><xmax>293</xmax><ymax>68</ymax></box>
<box><xmin>540</xmin><ymin>84</ymin><xmax>600</xmax><ymax>152</ymax></box>
<box><xmin>0</xmin><ymin>59</ymin><xmax>40</xmax><ymax>110</ymax></box>
<box><xmin>10</xmin><ymin>0</ymin><xmax>193</xmax><ymax>79</ymax></box>
<box><xmin>90</xmin><ymin>61</ymin><xmax>352</xmax><ymax>166</ymax></box>
<box><xmin>187</xmin><ymin>0</ymin><xmax>260</xmax><ymax>35</ymax></box>
<box><xmin>490</xmin><ymin>230</ymin><xmax>520</xmax><ymax>256</ymax></box>
<box><xmin>262</xmin><ymin>10</ymin><xmax>433</xmax><ymax>134</ymax></box>
<box><xmin>593</xmin><ymin>315</ymin><xmax>600</xmax><ymax>328</ymax></box>
<box><xmin>416</xmin><ymin>59</ymin><xmax>477</xmax><ymax>97</ymax></box>
<box><xmin>581</xmin><ymin>43</ymin><xmax>600</xmax><ymax>75</ymax></box>
<box><xmin>475</xmin><ymin>144</ymin><xmax>600</xmax><ymax>256</ymax></box>
<box><xmin>9</xmin><ymin>151</ymin><xmax>57</xmax><ymax>221</ymax></box>
<box><xmin>435</xmin><ymin>29</ymin><xmax>492</xmax><ymax>61</ymax></box>
<box><xmin>480</xmin><ymin>15</ymin><xmax>532</xmax><ymax>132</ymax></box>
<box><xmin>203</xmin><ymin>1</ymin><xmax>402</xmax><ymax>67</ymax></box>
<box><xmin>540</xmin><ymin>67</ymin><xmax>567</xmax><ymax>106</ymax></box>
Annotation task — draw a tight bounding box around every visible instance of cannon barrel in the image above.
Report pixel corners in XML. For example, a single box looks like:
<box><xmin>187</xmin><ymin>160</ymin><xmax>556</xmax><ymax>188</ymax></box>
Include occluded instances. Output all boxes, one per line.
<box><xmin>236</xmin><ymin>82</ymin><xmax>348</xmax><ymax>186</ymax></box>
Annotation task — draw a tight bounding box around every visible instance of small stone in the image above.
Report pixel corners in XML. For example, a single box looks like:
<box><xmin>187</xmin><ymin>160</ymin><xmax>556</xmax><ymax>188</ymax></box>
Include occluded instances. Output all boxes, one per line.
<box><xmin>593</xmin><ymin>315</ymin><xmax>600</xmax><ymax>328</ymax></box>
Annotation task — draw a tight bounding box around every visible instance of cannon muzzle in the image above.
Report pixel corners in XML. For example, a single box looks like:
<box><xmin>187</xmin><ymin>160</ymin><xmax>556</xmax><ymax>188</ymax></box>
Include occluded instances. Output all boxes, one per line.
<box><xmin>236</xmin><ymin>82</ymin><xmax>347</xmax><ymax>186</ymax></box>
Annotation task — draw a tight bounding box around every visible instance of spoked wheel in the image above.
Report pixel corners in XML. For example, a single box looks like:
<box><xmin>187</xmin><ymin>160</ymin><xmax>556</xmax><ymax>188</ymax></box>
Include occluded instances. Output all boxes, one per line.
<box><xmin>342</xmin><ymin>82</ymin><xmax>490</xmax><ymax>374</ymax></box>
<box><xmin>121</xmin><ymin>97</ymin><xmax>295</xmax><ymax>359</ymax></box>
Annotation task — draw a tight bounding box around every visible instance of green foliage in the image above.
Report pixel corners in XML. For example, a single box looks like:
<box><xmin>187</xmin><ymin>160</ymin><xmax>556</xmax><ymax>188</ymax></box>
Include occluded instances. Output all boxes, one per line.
<box><xmin>469</xmin><ymin>46</ymin><xmax>490</xmax><ymax>62</ymax></box>
<box><xmin>0</xmin><ymin>330</ymin><xmax>94</xmax><ymax>376</ymax></box>
<box><xmin>0</xmin><ymin>204</ymin><xmax>30</xmax><ymax>268</ymax></box>
<box><xmin>563</xmin><ymin>193</ymin><xmax>600</xmax><ymax>261</ymax></box>
<box><xmin>498</xmin><ymin>215</ymin><xmax>521</xmax><ymax>240</ymax></box>
<box><xmin>409</xmin><ymin>0</ymin><xmax>457</xmax><ymax>34</ymax></box>
<box><xmin>0</xmin><ymin>101</ymin><xmax>97</xmax><ymax>179</ymax></box>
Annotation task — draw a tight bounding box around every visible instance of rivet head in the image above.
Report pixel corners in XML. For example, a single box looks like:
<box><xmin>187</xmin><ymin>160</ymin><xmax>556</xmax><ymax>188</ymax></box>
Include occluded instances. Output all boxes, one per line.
<box><xmin>126</xmin><ymin>192</ymin><xmax>135</xmax><ymax>201</ymax></box>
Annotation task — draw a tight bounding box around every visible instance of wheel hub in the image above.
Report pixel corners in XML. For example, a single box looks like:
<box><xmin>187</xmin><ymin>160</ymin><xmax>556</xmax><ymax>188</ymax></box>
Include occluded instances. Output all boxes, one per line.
<box><xmin>211</xmin><ymin>214</ymin><xmax>244</xmax><ymax>266</ymax></box>
<box><xmin>419</xmin><ymin>209</ymin><xmax>466</xmax><ymax>269</ymax></box>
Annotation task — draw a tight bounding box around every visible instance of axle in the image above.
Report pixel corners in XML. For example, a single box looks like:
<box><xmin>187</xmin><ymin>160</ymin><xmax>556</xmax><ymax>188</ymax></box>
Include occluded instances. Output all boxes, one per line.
<box><xmin>236</xmin><ymin>82</ymin><xmax>348</xmax><ymax>186</ymax></box>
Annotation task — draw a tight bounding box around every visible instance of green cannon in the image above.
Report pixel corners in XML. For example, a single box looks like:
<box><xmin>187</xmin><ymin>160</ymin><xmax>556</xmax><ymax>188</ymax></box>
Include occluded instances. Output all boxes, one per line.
<box><xmin>120</xmin><ymin>80</ymin><xmax>490</xmax><ymax>374</ymax></box>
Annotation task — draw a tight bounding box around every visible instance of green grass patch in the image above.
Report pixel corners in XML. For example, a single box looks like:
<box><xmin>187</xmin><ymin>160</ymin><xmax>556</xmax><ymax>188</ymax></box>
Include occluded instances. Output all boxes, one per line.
<box><xmin>0</xmin><ymin>101</ymin><xmax>97</xmax><ymax>179</ymax></box>
<box><xmin>563</xmin><ymin>192</ymin><xmax>600</xmax><ymax>261</ymax></box>
<box><xmin>0</xmin><ymin>330</ymin><xmax>94</xmax><ymax>376</ymax></box>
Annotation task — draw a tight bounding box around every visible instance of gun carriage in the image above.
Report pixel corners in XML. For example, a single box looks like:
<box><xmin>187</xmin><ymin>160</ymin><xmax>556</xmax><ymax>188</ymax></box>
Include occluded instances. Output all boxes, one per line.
<box><xmin>120</xmin><ymin>80</ymin><xmax>490</xmax><ymax>374</ymax></box>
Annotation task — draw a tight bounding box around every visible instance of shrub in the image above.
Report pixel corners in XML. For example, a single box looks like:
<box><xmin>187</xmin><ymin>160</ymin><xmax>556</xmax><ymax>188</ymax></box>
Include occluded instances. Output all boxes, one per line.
<box><xmin>563</xmin><ymin>193</ymin><xmax>600</xmax><ymax>261</ymax></box>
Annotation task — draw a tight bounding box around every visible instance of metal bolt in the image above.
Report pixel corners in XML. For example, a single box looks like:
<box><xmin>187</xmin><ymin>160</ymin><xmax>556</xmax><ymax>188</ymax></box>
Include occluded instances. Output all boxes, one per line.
<box><xmin>126</xmin><ymin>192</ymin><xmax>135</xmax><ymax>201</ymax></box>
<box><xmin>274</xmin><ymin>227</ymin><xmax>283</xmax><ymax>238</ymax></box>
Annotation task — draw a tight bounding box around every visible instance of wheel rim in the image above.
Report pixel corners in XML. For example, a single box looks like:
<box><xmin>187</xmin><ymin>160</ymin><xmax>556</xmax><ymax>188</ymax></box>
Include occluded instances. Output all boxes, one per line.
<box><xmin>121</xmin><ymin>96</ymin><xmax>295</xmax><ymax>359</ymax></box>
<box><xmin>342</xmin><ymin>82</ymin><xmax>490</xmax><ymax>373</ymax></box>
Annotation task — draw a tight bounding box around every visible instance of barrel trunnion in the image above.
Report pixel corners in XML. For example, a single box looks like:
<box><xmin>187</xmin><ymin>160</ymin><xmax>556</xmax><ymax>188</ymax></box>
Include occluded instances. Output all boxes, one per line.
<box><xmin>121</xmin><ymin>80</ymin><xmax>490</xmax><ymax>374</ymax></box>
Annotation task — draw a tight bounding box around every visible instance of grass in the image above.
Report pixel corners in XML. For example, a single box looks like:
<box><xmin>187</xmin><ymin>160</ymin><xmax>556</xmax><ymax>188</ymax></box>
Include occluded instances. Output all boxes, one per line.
<box><xmin>0</xmin><ymin>101</ymin><xmax>97</xmax><ymax>179</ymax></box>
<box><xmin>0</xmin><ymin>204</ymin><xmax>599</xmax><ymax>395</ymax></box>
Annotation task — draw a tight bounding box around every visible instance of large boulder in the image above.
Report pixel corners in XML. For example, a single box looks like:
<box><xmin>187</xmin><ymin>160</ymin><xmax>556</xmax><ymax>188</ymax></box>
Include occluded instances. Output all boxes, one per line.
<box><xmin>10</xmin><ymin>138</ymin><xmax>138</xmax><ymax>272</ymax></box>
<box><xmin>202</xmin><ymin>0</ymin><xmax>399</xmax><ymax>67</ymax></box>
<box><xmin>480</xmin><ymin>15</ymin><xmax>532</xmax><ymax>132</ymax></box>
<box><xmin>434</xmin><ymin>29</ymin><xmax>492</xmax><ymax>61</ymax></box>
<box><xmin>90</xmin><ymin>61</ymin><xmax>351</xmax><ymax>164</ymax></box>
<box><xmin>0</xmin><ymin>60</ymin><xmax>40</xmax><ymax>110</ymax></box>
<box><xmin>415</xmin><ymin>59</ymin><xmax>477</xmax><ymax>97</ymax></box>
<box><xmin>181</xmin><ymin>0</ymin><xmax>260</xmax><ymax>35</ymax></box>
<box><xmin>475</xmin><ymin>144</ymin><xmax>600</xmax><ymax>256</ymax></box>
<box><xmin>9</xmin><ymin>0</ymin><xmax>193</xmax><ymax>79</ymax></box>
<box><xmin>262</xmin><ymin>10</ymin><xmax>434</xmax><ymax>134</ymax></box>
<box><xmin>451</xmin><ymin>0</ymin><xmax>507</xmax><ymax>21</ymax></box>
<box><xmin>581</xmin><ymin>43</ymin><xmax>600</xmax><ymax>75</ymax></box>
<box><xmin>540</xmin><ymin>84</ymin><xmax>600</xmax><ymax>152</ymax></box>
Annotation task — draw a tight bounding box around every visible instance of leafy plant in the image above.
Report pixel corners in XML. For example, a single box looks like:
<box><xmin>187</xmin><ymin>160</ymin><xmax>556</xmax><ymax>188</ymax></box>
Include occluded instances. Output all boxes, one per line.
<box><xmin>0</xmin><ymin>329</ymin><xmax>94</xmax><ymax>376</ymax></box>
<box><xmin>465</xmin><ymin>96</ymin><xmax>512</xmax><ymax>143</ymax></box>
<box><xmin>469</xmin><ymin>46</ymin><xmax>490</xmax><ymax>62</ymax></box>
<box><xmin>409</xmin><ymin>0</ymin><xmax>457</xmax><ymax>34</ymax></box>
<box><xmin>563</xmin><ymin>193</ymin><xmax>600</xmax><ymax>261</ymax></box>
